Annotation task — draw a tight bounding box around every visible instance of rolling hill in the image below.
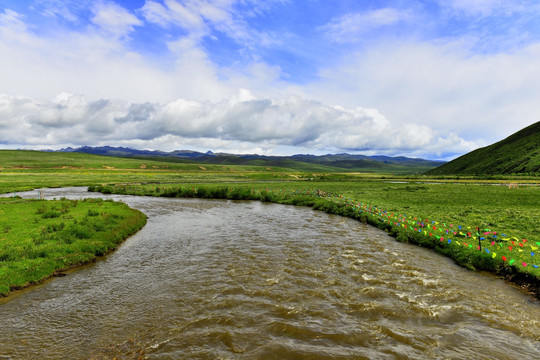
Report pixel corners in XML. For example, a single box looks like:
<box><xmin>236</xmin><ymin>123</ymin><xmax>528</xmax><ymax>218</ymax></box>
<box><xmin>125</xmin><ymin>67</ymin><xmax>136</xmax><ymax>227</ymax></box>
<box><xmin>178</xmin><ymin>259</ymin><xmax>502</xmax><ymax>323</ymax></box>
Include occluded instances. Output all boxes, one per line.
<box><xmin>58</xmin><ymin>146</ymin><xmax>445</xmax><ymax>174</ymax></box>
<box><xmin>427</xmin><ymin>121</ymin><xmax>540</xmax><ymax>175</ymax></box>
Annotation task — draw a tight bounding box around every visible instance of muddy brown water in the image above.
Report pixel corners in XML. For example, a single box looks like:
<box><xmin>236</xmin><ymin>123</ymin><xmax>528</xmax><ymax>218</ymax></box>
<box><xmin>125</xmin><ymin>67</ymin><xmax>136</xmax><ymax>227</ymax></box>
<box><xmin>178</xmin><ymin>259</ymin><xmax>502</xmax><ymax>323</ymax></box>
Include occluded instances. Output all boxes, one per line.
<box><xmin>0</xmin><ymin>187</ymin><xmax>538</xmax><ymax>359</ymax></box>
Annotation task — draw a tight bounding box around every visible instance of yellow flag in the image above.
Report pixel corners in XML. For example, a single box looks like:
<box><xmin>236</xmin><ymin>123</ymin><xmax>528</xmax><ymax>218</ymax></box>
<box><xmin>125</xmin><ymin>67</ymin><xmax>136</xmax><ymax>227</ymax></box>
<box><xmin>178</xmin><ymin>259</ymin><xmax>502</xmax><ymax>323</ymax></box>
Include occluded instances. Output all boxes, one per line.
<box><xmin>531</xmin><ymin>245</ymin><xmax>538</xmax><ymax>251</ymax></box>
<box><xmin>492</xmin><ymin>252</ymin><xmax>497</xmax><ymax>258</ymax></box>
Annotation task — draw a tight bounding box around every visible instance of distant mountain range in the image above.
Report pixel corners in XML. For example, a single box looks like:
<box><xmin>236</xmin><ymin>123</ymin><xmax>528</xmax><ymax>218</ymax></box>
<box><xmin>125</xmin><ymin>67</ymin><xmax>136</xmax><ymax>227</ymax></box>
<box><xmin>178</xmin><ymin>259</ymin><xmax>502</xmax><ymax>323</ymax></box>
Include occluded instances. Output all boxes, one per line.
<box><xmin>427</xmin><ymin>121</ymin><xmax>540</xmax><ymax>176</ymax></box>
<box><xmin>57</xmin><ymin>146</ymin><xmax>445</xmax><ymax>174</ymax></box>
<box><xmin>50</xmin><ymin>121</ymin><xmax>540</xmax><ymax>175</ymax></box>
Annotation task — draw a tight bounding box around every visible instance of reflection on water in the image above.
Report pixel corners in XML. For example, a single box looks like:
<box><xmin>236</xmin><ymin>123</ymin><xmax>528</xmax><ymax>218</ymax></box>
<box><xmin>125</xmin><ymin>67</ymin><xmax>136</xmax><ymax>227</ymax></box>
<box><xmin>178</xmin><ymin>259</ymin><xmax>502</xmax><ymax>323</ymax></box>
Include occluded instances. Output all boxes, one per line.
<box><xmin>0</xmin><ymin>187</ymin><xmax>538</xmax><ymax>359</ymax></box>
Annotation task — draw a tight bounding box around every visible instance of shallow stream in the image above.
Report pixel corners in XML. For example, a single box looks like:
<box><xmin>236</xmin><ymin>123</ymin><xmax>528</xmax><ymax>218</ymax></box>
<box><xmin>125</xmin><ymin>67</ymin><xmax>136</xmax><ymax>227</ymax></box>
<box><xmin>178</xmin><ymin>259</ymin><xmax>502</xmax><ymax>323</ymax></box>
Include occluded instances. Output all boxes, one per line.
<box><xmin>0</xmin><ymin>187</ymin><xmax>538</xmax><ymax>359</ymax></box>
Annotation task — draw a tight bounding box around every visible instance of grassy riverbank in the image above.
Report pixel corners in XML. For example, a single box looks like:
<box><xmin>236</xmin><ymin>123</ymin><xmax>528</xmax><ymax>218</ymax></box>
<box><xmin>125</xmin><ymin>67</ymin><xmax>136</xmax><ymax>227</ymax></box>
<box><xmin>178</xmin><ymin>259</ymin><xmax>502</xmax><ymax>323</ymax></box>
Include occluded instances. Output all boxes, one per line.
<box><xmin>90</xmin><ymin>181</ymin><xmax>540</xmax><ymax>296</ymax></box>
<box><xmin>0</xmin><ymin>197</ymin><xmax>147</xmax><ymax>296</ymax></box>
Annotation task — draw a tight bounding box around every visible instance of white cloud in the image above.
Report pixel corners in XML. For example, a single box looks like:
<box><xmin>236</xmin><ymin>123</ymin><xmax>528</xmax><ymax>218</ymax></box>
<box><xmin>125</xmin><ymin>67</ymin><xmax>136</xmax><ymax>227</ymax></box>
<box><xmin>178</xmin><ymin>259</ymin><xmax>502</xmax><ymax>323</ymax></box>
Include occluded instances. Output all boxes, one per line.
<box><xmin>142</xmin><ymin>0</ymin><xmax>206</xmax><ymax>31</ymax></box>
<box><xmin>0</xmin><ymin>8</ymin><xmax>25</xmax><ymax>28</ymax></box>
<box><xmin>0</xmin><ymin>9</ymin><xmax>30</xmax><ymax>43</ymax></box>
<box><xmin>141</xmin><ymin>0</ymin><xmax>273</xmax><ymax>48</ymax></box>
<box><xmin>0</xmin><ymin>92</ymin><xmax>475</xmax><ymax>159</ymax></box>
<box><xmin>440</xmin><ymin>0</ymin><xmax>527</xmax><ymax>17</ymax></box>
<box><xmin>0</xmin><ymin>7</ymin><xmax>235</xmax><ymax>104</ymax></box>
<box><xmin>0</xmin><ymin>4</ymin><xmax>275</xmax><ymax>106</ymax></box>
<box><xmin>321</xmin><ymin>8</ymin><xmax>415</xmax><ymax>43</ymax></box>
<box><xmin>1</xmin><ymin>2</ymin><xmax>536</xmax><ymax>160</ymax></box>
<box><xmin>310</xmin><ymin>39</ymin><xmax>540</xmax><ymax>148</ymax></box>
<box><xmin>35</xmin><ymin>0</ymin><xmax>93</xmax><ymax>23</ymax></box>
<box><xmin>91</xmin><ymin>1</ymin><xmax>143</xmax><ymax>38</ymax></box>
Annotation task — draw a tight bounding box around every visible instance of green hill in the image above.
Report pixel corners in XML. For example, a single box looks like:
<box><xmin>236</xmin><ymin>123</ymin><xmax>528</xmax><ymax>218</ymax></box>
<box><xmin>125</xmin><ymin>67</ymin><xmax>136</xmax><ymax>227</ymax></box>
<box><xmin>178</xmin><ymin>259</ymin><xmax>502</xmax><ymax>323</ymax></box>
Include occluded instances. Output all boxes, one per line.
<box><xmin>60</xmin><ymin>146</ymin><xmax>444</xmax><ymax>174</ymax></box>
<box><xmin>427</xmin><ymin>121</ymin><xmax>540</xmax><ymax>175</ymax></box>
<box><xmin>0</xmin><ymin>150</ymin><xmax>292</xmax><ymax>173</ymax></box>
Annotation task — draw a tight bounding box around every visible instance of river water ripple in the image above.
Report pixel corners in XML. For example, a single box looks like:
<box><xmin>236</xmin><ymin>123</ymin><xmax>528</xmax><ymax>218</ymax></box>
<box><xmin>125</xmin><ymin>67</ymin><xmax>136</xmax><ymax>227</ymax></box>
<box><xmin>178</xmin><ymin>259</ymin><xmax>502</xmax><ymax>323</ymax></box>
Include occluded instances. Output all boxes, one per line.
<box><xmin>0</xmin><ymin>187</ymin><xmax>538</xmax><ymax>359</ymax></box>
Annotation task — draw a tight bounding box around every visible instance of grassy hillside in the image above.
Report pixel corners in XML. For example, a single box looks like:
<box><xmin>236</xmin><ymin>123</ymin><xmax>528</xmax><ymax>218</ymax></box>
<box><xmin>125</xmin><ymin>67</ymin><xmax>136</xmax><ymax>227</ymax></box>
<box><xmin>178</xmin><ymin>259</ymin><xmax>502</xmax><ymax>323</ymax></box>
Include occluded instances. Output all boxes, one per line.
<box><xmin>428</xmin><ymin>121</ymin><xmax>540</xmax><ymax>175</ymax></box>
<box><xmin>0</xmin><ymin>150</ymin><xmax>289</xmax><ymax>172</ymax></box>
<box><xmin>62</xmin><ymin>146</ymin><xmax>444</xmax><ymax>174</ymax></box>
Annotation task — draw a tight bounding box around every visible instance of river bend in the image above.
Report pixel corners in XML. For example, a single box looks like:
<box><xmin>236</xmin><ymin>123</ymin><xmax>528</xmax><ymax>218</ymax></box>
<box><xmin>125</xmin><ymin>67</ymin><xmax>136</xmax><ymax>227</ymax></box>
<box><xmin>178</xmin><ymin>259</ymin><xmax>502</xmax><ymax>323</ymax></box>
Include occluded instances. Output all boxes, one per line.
<box><xmin>0</xmin><ymin>187</ymin><xmax>538</xmax><ymax>359</ymax></box>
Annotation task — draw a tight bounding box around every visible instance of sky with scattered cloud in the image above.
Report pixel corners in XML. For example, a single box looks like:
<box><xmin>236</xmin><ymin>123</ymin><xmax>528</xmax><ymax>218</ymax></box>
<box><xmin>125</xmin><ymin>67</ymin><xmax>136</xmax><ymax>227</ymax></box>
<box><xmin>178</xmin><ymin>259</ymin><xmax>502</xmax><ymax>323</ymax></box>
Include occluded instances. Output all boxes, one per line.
<box><xmin>1</xmin><ymin>0</ymin><xmax>539</xmax><ymax>160</ymax></box>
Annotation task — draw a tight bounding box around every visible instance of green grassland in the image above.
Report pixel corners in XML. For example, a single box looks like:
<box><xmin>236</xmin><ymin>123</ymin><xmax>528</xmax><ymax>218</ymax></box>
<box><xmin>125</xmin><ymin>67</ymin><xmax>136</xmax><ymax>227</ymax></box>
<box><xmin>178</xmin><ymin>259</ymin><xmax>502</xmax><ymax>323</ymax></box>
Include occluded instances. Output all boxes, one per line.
<box><xmin>0</xmin><ymin>150</ymin><xmax>299</xmax><ymax>193</ymax></box>
<box><xmin>0</xmin><ymin>197</ymin><xmax>146</xmax><ymax>296</ymax></box>
<box><xmin>0</xmin><ymin>150</ymin><xmax>292</xmax><ymax>172</ymax></box>
<box><xmin>1</xmin><ymin>150</ymin><xmax>539</xmax><ymax>296</ymax></box>
<box><xmin>61</xmin><ymin>146</ymin><xmax>444</xmax><ymax>174</ymax></box>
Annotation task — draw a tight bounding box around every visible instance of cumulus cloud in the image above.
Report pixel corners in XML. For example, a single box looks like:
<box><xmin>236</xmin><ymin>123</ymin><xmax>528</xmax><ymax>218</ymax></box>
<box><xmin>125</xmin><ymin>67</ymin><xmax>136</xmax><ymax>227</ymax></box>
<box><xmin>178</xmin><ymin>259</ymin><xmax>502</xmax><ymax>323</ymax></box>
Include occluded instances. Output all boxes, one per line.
<box><xmin>0</xmin><ymin>4</ymin><xmax>286</xmax><ymax>106</ymax></box>
<box><xmin>0</xmin><ymin>7</ymin><xmax>236</xmax><ymax>103</ymax></box>
<box><xmin>310</xmin><ymin>39</ymin><xmax>540</xmax><ymax>146</ymax></box>
<box><xmin>1</xmin><ymin>1</ymin><xmax>536</xmax><ymax>160</ymax></box>
<box><xmin>0</xmin><ymin>92</ymin><xmax>475</xmax><ymax>159</ymax></box>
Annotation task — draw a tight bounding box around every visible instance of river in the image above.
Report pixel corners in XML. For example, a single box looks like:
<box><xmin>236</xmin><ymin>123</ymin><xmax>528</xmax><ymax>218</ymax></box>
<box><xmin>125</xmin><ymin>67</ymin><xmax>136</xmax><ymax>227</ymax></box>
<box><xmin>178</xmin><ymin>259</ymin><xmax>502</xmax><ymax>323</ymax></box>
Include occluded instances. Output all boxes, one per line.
<box><xmin>0</xmin><ymin>187</ymin><xmax>538</xmax><ymax>359</ymax></box>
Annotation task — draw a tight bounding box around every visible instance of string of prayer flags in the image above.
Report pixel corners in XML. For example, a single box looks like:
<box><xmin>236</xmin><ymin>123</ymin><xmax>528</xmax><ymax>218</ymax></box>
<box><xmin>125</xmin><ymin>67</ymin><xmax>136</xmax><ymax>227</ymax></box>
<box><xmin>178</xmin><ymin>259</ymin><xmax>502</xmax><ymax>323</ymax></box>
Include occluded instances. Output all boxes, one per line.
<box><xmin>309</xmin><ymin>189</ymin><xmax>539</xmax><ymax>273</ymax></box>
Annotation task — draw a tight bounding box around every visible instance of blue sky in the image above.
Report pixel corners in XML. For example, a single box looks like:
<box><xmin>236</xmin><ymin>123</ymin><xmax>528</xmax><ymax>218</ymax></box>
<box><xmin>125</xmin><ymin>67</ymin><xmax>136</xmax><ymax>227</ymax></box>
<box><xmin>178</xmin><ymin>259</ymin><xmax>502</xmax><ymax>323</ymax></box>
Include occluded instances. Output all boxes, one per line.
<box><xmin>1</xmin><ymin>0</ymin><xmax>539</xmax><ymax>159</ymax></box>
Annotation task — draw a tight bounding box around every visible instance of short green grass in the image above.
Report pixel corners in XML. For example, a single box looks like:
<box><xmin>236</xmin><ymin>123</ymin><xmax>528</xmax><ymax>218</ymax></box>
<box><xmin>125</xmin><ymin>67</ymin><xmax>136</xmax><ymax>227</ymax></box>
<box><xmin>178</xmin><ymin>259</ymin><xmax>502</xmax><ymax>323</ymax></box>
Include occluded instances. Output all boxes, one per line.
<box><xmin>0</xmin><ymin>197</ymin><xmax>146</xmax><ymax>296</ymax></box>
